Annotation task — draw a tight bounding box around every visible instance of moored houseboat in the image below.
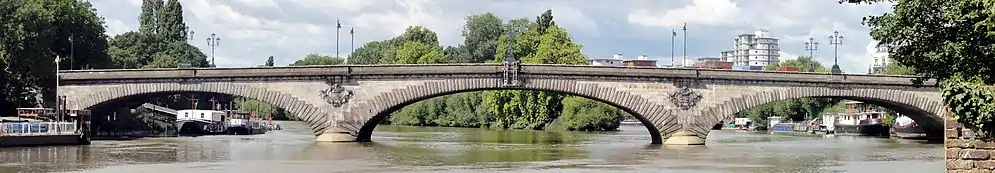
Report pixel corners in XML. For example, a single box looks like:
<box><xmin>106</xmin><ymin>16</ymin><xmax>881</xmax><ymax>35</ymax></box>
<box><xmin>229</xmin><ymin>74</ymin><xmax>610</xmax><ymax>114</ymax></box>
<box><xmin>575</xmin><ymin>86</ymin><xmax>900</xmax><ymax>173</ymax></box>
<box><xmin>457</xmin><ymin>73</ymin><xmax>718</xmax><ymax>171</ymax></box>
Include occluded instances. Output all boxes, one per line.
<box><xmin>175</xmin><ymin>110</ymin><xmax>227</xmax><ymax>136</ymax></box>
<box><xmin>0</xmin><ymin>108</ymin><xmax>91</xmax><ymax>147</ymax></box>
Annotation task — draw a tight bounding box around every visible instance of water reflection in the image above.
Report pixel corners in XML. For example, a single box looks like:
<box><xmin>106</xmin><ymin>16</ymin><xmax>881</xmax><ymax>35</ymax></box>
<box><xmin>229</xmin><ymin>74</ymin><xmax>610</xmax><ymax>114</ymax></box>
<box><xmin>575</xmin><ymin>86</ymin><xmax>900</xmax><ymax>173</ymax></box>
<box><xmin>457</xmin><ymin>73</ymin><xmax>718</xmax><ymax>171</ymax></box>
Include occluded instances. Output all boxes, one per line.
<box><xmin>0</xmin><ymin>122</ymin><xmax>943</xmax><ymax>173</ymax></box>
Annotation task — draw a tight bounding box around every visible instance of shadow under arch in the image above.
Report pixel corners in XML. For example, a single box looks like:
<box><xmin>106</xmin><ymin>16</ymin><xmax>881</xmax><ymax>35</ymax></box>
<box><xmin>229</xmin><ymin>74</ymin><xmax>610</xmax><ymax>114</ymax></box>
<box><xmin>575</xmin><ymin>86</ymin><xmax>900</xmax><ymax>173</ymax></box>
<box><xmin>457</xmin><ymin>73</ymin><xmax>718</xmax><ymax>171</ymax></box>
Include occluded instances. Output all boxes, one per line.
<box><xmin>80</xmin><ymin>88</ymin><xmax>329</xmax><ymax>135</ymax></box>
<box><xmin>695</xmin><ymin>91</ymin><xmax>946</xmax><ymax>140</ymax></box>
<box><xmin>354</xmin><ymin>87</ymin><xmax>668</xmax><ymax>144</ymax></box>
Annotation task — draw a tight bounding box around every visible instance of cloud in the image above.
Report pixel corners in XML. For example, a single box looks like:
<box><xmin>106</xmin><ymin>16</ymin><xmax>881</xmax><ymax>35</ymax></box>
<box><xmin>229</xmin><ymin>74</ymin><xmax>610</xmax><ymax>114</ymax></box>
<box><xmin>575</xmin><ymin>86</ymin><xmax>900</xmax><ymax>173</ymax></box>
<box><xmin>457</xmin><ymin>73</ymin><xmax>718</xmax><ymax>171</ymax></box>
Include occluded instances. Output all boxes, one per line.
<box><xmin>628</xmin><ymin>0</ymin><xmax>742</xmax><ymax>28</ymax></box>
<box><xmin>87</xmin><ymin>0</ymin><xmax>894</xmax><ymax>75</ymax></box>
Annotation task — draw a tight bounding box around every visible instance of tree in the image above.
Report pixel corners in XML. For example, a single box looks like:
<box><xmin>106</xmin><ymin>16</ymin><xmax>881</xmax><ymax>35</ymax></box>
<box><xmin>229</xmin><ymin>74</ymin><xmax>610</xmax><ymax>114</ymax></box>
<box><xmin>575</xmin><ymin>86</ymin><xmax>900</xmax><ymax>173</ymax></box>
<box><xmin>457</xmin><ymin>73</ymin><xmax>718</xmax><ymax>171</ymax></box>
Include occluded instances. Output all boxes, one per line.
<box><xmin>234</xmin><ymin>98</ymin><xmax>277</xmax><ymax>119</ymax></box>
<box><xmin>844</xmin><ymin>0</ymin><xmax>995</xmax><ymax>132</ymax></box>
<box><xmin>289</xmin><ymin>54</ymin><xmax>344</xmax><ymax>66</ymax></box>
<box><xmin>139</xmin><ymin>0</ymin><xmax>163</xmax><ymax>34</ymax></box>
<box><xmin>158</xmin><ymin>0</ymin><xmax>187</xmax><ymax>41</ymax></box>
<box><xmin>0</xmin><ymin>0</ymin><xmax>112</xmax><ymax>113</ymax></box>
<box><xmin>265</xmin><ymin>56</ymin><xmax>274</xmax><ymax>66</ymax></box>
<box><xmin>884</xmin><ymin>59</ymin><xmax>915</xmax><ymax>75</ymax></box>
<box><xmin>460</xmin><ymin>13</ymin><xmax>505</xmax><ymax>63</ymax></box>
<box><xmin>392</xmin><ymin>41</ymin><xmax>444</xmax><ymax>64</ymax></box>
<box><xmin>764</xmin><ymin>56</ymin><xmax>828</xmax><ymax>72</ymax></box>
<box><xmin>845</xmin><ymin>0</ymin><xmax>995</xmax><ymax>83</ymax></box>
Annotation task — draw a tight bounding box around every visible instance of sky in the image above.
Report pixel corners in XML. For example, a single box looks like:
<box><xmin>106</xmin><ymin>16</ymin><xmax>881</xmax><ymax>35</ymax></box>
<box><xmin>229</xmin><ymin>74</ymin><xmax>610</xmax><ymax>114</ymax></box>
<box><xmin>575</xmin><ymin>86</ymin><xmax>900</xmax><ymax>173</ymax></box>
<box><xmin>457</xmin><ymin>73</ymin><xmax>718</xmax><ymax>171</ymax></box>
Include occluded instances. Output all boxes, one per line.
<box><xmin>88</xmin><ymin>0</ymin><xmax>894</xmax><ymax>74</ymax></box>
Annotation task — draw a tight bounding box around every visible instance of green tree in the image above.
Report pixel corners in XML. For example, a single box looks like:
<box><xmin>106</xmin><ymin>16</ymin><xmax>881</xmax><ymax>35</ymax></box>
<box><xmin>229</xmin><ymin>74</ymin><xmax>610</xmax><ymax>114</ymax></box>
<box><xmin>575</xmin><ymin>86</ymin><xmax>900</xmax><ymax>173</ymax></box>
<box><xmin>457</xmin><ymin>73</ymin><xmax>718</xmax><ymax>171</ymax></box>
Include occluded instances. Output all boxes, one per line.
<box><xmin>158</xmin><ymin>0</ymin><xmax>187</xmax><ymax>41</ymax></box>
<box><xmin>139</xmin><ymin>0</ymin><xmax>163</xmax><ymax>34</ymax></box>
<box><xmin>234</xmin><ymin>97</ymin><xmax>277</xmax><ymax>119</ymax></box>
<box><xmin>0</xmin><ymin>0</ymin><xmax>112</xmax><ymax>113</ymax></box>
<box><xmin>764</xmin><ymin>56</ymin><xmax>828</xmax><ymax>72</ymax></box>
<box><xmin>844</xmin><ymin>0</ymin><xmax>995</xmax><ymax>131</ymax></box>
<box><xmin>884</xmin><ymin>59</ymin><xmax>915</xmax><ymax>75</ymax></box>
<box><xmin>265</xmin><ymin>56</ymin><xmax>274</xmax><ymax>66</ymax></box>
<box><xmin>393</xmin><ymin>41</ymin><xmax>444</xmax><ymax>64</ymax></box>
<box><xmin>460</xmin><ymin>13</ymin><xmax>505</xmax><ymax>63</ymax></box>
<box><xmin>846</xmin><ymin>0</ymin><xmax>995</xmax><ymax>83</ymax></box>
<box><xmin>289</xmin><ymin>54</ymin><xmax>344</xmax><ymax>66</ymax></box>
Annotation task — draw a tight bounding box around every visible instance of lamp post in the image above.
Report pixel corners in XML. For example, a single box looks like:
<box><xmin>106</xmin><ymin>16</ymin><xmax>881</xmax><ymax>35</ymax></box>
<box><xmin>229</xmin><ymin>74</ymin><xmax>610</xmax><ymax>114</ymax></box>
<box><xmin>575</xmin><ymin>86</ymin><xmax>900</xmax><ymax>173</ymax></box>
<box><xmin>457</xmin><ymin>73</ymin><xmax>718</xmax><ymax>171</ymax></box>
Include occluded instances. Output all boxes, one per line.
<box><xmin>804</xmin><ymin>37</ymin><xmax>819</xmax><ymax>72</ymax></box>
<box><xmin>55</xmin><ymin>55</ymin><xmax>61</xmax><ymax>119</ymax></box>
<box><xmin>206</xmin><ymin>33</ymin><xmax>220</xmax><ymax>67</ymax></box>
<box><xmin>349</xmin><ymin>27</ymin><xmax>354</xmax><ymax>65</ymax></box>
<box><xmin>184</xmin><ymin>26</ymin><xmax>194</xmax><ymax>40</ymax></box>
<box><xmin>828</xmin><ymin>31</ymin><xmax>844</xmax><ymax>74</ymax></box>
<box><xmin>336</xmin><ymin>20</ymin><xmax>342</xmax><ymax>58</ymax></box>
<box><xmin>682</xmin><ymin>22</ymin><xmax>687</xmax><ymax>67</ymax></box>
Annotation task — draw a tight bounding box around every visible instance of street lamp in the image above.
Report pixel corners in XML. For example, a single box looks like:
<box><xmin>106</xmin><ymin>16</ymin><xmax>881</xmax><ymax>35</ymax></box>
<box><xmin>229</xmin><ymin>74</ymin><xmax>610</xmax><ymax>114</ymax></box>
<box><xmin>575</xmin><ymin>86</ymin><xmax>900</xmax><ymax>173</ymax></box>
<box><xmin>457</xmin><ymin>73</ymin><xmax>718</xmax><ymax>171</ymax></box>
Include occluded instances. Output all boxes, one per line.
<box><xmin>828</xmin><ymin>31</ymin><xmax>844</xmax><ymax>74</ymax></box>
<box><xmin>336</xmin><ymin>20</ymin><xmax>342</xmax><ymax>58</ymax></box>
<box><xmin>804</xmin><ymin>37</ymin><xmax>819</xmax><ymax>72</ymax></box>
<box><xmin>184</xmin><ymin>26</ymin><xmax>194</xmax><ymax>40</ymax></box>
<box><xmin>206</xmin><ymin>33</ymin><xmax>220</xmax><ymax>67</ymax></box>
<box><xmin>349</xmin><ymin>27</ymin><xmax>354</xmax><ymax>65</ymax></box>
<box><xmin>55</xmin><ymin>55</ymin><xmax>61</xmax><ymax>119</ymax></box>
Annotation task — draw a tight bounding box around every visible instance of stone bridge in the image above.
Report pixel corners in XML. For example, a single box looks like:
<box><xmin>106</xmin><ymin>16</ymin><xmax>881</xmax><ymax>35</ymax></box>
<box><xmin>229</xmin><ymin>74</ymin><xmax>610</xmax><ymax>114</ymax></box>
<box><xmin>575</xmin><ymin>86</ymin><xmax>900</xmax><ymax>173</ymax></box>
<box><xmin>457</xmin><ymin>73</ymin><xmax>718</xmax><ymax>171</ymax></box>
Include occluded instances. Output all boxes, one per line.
<box><xmin>56</xmin><ymin>62</ymin><xmax>944</xmax><ymax>145</ymax></box>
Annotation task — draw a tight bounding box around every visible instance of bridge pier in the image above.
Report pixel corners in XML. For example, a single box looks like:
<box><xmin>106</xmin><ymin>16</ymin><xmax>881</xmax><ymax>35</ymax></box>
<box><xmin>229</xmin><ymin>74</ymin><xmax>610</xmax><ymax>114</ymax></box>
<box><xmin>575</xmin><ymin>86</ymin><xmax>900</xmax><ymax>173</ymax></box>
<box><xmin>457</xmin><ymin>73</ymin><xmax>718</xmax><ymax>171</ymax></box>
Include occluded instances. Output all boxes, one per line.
<box><xmin>315</xmin><ymin>127</ymin><xmax>357</xmax><ymax>142</ymax></box>
<box><xmin>663</xmin><ymin>130</ymin><xmax>705</xmax><ymax>145</ymax></box>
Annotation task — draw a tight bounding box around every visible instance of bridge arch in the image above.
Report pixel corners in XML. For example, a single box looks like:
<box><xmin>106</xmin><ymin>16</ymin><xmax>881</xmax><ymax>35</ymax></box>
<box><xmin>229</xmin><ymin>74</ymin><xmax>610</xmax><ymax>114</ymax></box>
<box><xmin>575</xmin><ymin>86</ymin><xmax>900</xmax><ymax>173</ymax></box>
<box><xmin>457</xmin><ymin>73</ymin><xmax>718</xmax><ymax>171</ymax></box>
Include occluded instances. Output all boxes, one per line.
<box><xmin>691</xmin><ymin>87</ymin><xmax>945</xmax><ymax>138</ymax></box>
<box><xmin>69</xmin><ymin>82</ymin><xmax>330</xmax><ymax>135</ymax></box>
<box><xmin>337</xmin><ymin>78</ymin><xmax>676</xmax><ymax>144</ymax></box>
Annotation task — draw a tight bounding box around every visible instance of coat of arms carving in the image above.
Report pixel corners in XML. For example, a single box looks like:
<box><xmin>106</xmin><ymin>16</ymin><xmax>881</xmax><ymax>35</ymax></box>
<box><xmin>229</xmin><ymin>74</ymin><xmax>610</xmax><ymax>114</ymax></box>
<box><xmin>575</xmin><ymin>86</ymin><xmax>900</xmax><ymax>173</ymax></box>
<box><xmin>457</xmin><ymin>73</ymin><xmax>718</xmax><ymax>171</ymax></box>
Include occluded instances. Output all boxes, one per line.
<box><xmin>320</xmin><ymin>84</ymin><xmax>354</xmax><ymax>107</ymax></box>
<box><xmin>669</xmin><ymin>87</ymin><xmax>702</xmax><ymax>110</ymax></box>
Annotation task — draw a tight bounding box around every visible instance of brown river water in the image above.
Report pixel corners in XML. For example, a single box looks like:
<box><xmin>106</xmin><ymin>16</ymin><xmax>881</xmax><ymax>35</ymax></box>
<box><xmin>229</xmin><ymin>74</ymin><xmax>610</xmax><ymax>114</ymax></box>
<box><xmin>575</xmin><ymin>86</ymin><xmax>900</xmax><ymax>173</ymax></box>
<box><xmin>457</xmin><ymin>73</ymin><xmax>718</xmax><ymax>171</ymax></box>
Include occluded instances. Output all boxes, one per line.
<box><xmin>0</xmin><ymin>121</ymin><xmax>943</xmax><ymax>173</ymax></box>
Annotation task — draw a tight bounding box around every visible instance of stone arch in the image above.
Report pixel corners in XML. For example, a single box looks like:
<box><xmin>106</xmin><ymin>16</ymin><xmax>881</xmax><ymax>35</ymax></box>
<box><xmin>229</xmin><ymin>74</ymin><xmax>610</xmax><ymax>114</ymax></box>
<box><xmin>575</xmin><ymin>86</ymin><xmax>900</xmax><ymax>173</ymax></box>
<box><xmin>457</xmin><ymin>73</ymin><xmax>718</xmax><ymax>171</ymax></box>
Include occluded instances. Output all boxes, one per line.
<box><xmin>337</xmin><ymin>78</ymin><xmax>677</xmax><ymax>144</ymax></box>
<box><xmin>69</xmin><ymin>82</ymin><xmax>330</xmax><ymax>135</ymax></box>
<box><xmin>691</xmin><ymin>87</ymin><xmax>945</xmax><ymax>138</ymax></box>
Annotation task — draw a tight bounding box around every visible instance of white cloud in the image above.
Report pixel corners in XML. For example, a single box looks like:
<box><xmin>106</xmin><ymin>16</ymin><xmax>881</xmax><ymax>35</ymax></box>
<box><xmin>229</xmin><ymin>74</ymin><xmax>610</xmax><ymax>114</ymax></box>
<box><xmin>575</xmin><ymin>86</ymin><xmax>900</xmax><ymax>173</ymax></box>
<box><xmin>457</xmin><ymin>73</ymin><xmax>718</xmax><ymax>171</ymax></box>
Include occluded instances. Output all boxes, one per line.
<box><xmin>627</xmin><ymin>0</ymin><xmax>741</xmax><ymax>28</ymax></box>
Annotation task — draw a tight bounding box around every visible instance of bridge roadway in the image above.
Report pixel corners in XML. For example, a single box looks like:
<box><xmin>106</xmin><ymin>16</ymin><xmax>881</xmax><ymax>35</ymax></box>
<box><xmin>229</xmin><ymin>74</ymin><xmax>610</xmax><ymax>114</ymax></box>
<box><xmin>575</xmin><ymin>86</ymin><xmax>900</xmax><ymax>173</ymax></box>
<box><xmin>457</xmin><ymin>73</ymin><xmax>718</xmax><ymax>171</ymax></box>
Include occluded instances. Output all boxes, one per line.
<box><xmin>55</xmin><ymin>63</ymin><xmax>945</xmax><ymax>145</ymax></box>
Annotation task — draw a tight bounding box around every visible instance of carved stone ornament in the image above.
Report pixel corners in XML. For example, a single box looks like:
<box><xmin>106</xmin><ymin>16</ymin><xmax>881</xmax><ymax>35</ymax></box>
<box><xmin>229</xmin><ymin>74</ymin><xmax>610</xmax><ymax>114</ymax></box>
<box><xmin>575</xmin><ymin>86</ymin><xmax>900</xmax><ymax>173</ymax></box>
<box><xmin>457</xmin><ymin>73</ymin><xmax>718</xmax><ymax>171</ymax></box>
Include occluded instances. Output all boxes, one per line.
<box><xmin>669</xmin><ymin>87</ymin><xmax>702</xmax><ymax>110</ymax></box>
<box><xmin>320</xmin><ymin>84</ymin><xmax>354</xmax><ymax>107</ymax></box>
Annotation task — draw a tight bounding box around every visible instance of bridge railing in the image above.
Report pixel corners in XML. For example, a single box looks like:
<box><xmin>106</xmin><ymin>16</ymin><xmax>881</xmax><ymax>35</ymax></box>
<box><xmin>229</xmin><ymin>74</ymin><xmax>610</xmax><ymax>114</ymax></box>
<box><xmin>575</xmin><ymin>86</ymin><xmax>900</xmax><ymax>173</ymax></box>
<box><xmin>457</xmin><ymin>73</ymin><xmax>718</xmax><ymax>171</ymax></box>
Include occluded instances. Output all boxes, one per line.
<box><xmin>56</xmin><ymin>63</ymin><xmax>935</xmax><ymax>86</ymax></box>
<box><xmin>0</xmin><ymin>122</ymin><xmax>80</xmax><ymax>136</ymax></box>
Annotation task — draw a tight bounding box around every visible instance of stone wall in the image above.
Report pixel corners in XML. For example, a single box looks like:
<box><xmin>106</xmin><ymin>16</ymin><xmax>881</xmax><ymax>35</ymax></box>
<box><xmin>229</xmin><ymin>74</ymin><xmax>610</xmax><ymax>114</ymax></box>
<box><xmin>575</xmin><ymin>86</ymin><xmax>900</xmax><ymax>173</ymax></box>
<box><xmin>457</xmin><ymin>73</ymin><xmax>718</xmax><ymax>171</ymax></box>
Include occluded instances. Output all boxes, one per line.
<box><xmin>946</xmin><ymin>116</ymin><xmax>995</xmax><ymax>172</ymax></box>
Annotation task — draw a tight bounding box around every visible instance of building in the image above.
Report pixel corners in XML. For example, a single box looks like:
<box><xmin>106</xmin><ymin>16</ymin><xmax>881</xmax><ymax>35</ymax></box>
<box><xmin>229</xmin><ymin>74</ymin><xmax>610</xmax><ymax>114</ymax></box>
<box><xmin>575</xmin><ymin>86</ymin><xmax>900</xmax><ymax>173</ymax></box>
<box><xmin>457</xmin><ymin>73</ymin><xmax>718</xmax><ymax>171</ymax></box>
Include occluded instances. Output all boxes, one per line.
<box><xmin>725</xmin><ymin>30</ymin><xmax>780</xmax><ymax>70</ymax></box>
<box><xmin>623</xmin><ymin>55</ymin><xmax>657</xmax><ymax>67</ymax></box>
<box><xmin>869</xmin><ymin>43</ymin><xmax>890</xmax><ymax>74</ymax></box>
<box><xmin>720</xmin><ymin>50</ymin><xmax>735</xmax><ymax>62</ymax></box>
<box><xmin>693</xmin><ymin>57</ymin><xmax>733</xmax><ymax>69</ymax></box>
<box><xmin>588</xmin><ymin>53</ymin><xmax>626</xmax><ymax>66</ymax></box>
<box><xmin>589</xmin><ymin>53</ymin><xmax>657</xmax><ymax>67</ymax></box>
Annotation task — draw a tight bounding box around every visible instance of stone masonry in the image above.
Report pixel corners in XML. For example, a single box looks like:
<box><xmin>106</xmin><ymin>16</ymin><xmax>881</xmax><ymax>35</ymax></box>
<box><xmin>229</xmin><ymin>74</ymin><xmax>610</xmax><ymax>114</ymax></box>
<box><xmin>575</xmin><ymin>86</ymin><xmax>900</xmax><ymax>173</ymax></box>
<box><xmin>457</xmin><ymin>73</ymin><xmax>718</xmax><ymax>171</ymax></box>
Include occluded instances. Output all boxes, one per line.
<box><xmin>56</xmin><ymin>63</ymin><xmax>945</xmax><ymax>145</ymax></box>
<box><xmin>945</xmin><ymin>115</ymin><xmax>995</xmax><ymax>172</ymax></box>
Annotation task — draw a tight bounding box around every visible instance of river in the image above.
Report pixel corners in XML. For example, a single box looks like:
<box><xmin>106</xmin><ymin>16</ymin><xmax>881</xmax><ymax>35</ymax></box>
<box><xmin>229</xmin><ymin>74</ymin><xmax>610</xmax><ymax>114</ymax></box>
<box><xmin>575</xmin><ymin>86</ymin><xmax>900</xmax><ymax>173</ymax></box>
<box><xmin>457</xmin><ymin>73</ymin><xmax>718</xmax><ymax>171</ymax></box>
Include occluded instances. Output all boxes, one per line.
<box><xmin>0</xmin><ymin>121</ymin><xmax>943</xmax><ymax>173</ymax></box>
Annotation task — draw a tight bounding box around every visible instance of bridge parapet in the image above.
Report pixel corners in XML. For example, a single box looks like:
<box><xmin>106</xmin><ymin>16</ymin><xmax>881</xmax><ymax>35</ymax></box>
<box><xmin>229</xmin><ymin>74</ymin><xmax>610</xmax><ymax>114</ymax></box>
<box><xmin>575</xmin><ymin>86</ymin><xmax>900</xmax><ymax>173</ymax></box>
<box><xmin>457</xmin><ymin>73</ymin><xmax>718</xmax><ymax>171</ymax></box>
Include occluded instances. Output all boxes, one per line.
<box><xmin>59</xmin><ymin>64</ymin><xmax>934</xmax><ymax>86</ymax></box>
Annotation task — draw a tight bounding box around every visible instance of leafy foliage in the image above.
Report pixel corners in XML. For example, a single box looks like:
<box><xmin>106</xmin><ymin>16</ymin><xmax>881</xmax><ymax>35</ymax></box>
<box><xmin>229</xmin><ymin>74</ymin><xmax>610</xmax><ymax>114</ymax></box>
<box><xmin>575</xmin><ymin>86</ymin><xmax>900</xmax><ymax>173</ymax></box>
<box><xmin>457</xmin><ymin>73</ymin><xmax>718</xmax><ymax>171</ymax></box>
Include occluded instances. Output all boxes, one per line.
<box><xmin>381</xmin><ymin>10</ymin><xmax>623</xmax><ymax>131</ymax></box>
<box><xmin>942</xmin><ymin>75</ymin><xmax>995</xmax><ymax>133</ymax></box>
<box><xmin>0</xmin><ymin>0</ymin><xmax>112</xmax><ymax>114</ymax></box>
<box><xmin>844</xmin><ymin>0</ymin><xmax>995</xmax><ymax>132</ymax></box>
<box><xmin>289</xmin><ymin>54</ymin><xmax>343</xmax><ymax>66</ymax></box>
